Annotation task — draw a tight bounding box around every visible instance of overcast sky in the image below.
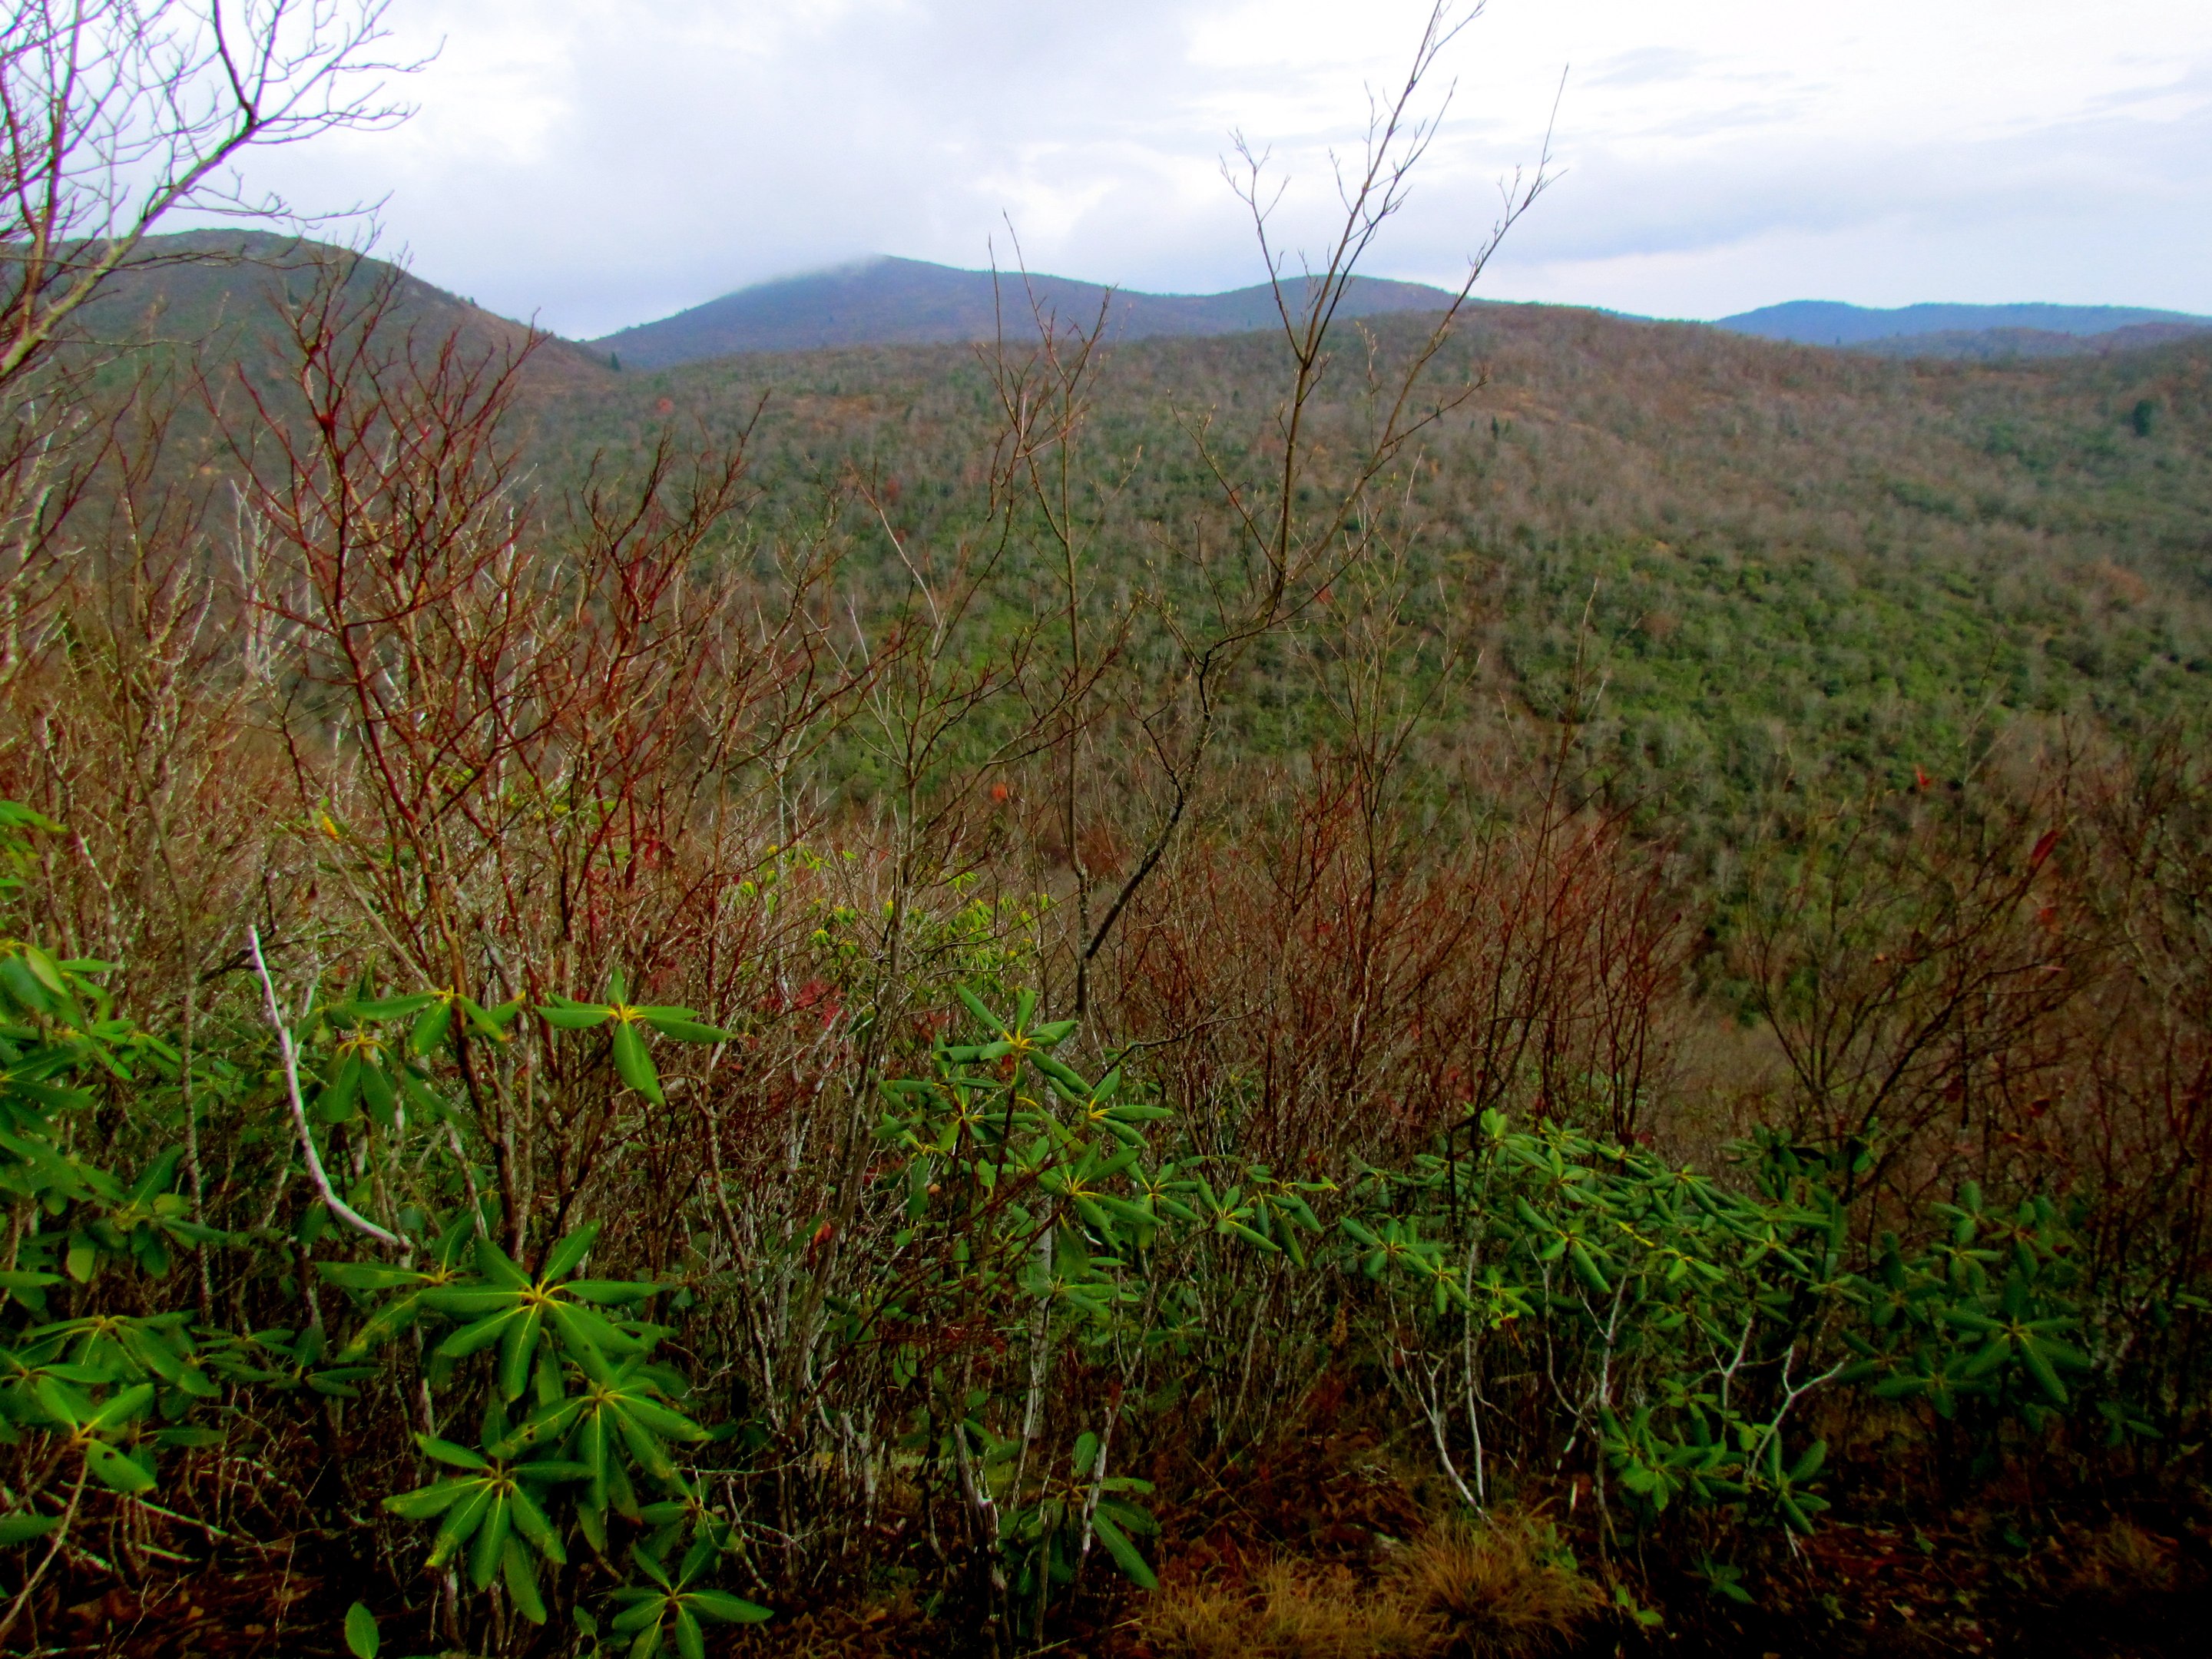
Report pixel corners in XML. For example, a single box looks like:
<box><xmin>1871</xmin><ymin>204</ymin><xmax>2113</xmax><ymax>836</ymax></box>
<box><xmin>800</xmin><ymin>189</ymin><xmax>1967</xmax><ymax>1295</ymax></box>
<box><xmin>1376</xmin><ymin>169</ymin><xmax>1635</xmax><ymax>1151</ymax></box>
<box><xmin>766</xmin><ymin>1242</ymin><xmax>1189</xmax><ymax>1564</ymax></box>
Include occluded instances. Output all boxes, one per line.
<box><xmin>242</xmin><ymin>0</ymin><xmax>2212</xmax><ymax>339</ymax></box>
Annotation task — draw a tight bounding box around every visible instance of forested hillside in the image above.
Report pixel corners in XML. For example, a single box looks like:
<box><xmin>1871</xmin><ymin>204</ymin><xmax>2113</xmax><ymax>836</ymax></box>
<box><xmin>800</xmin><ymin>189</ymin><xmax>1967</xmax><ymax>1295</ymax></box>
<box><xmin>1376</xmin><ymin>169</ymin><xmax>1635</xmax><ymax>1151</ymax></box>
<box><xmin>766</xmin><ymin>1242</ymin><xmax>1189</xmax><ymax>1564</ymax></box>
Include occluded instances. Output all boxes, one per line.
<box><xmin>534</xmin><ymin>293</ymin><xmax>2212</xmax><ymax>850</ymax></box>
<box><xmin>99</xmin><ymin>232</ymin><xmax>2212</xmax><ymax>854</ymax></box>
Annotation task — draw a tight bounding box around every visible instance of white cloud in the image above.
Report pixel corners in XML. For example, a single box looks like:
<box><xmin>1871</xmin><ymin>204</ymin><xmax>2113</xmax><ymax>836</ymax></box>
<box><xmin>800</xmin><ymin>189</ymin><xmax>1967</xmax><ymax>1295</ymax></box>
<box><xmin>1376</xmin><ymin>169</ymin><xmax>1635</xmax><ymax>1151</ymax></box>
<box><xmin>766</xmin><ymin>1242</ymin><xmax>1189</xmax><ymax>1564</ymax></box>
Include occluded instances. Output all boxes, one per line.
<box><xmin>224</xmin><ymin>0</ymin><xmax>2212</xmax><ymax>335</ymax></box>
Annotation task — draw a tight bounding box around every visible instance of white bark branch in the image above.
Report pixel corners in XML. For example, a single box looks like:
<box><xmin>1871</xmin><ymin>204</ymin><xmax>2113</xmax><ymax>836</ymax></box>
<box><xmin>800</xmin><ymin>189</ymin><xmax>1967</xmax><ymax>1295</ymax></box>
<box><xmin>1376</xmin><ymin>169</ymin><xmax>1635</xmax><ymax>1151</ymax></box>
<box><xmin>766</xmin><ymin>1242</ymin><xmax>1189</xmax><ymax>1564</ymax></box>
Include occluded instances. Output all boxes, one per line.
<box><xmin>247</xmin><ymin>923</ymin><xmax>406</xmax><ymax>1252</ymax></box>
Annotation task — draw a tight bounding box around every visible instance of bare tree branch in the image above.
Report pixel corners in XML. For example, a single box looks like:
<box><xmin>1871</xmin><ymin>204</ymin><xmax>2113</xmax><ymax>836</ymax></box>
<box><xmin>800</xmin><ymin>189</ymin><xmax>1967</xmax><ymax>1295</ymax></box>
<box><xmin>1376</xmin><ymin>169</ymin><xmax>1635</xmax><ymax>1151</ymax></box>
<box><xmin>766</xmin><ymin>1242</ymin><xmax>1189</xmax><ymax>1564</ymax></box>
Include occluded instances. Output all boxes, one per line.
<box><xmin>0</xmin><ymin>1</ymin><xmax>417</xmax><ymax>389</ymax></box>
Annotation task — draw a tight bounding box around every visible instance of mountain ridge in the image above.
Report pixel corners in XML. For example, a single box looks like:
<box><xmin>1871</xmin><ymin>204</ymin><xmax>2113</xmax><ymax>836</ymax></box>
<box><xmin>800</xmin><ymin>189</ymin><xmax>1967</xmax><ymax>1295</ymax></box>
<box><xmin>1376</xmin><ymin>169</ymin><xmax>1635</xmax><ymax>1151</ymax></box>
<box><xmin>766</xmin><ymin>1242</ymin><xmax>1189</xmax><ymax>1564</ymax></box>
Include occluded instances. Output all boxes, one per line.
<box><xmin>598</xmin><ymin>270</ymin><xmax>2212</xmax><ymax>370</ymax></box>
<box><xmin>588</xmin><ymin>256</ymin><xmax>1475</xmax><ymax>369</ymax></box>
<box><xmin>59</xmin><ymin>236</ymin><xmax>2212</xmax><ymax>374</ymax></box>
<box><xmin>1717</xmin><ymin>298</ymin><xmax>2212</xmax><ymax>348</ymax></box>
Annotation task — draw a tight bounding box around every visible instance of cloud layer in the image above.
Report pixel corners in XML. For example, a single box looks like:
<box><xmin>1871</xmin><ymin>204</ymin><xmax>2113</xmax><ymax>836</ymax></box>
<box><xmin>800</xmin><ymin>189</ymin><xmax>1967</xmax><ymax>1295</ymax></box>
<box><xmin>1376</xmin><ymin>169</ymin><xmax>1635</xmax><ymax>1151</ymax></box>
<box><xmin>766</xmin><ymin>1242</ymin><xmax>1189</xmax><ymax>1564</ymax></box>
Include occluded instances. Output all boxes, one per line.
<box><xmin>233</xmin><ymin>0</ymin><xmax>2212</xmax><ymax>336</ymax></box>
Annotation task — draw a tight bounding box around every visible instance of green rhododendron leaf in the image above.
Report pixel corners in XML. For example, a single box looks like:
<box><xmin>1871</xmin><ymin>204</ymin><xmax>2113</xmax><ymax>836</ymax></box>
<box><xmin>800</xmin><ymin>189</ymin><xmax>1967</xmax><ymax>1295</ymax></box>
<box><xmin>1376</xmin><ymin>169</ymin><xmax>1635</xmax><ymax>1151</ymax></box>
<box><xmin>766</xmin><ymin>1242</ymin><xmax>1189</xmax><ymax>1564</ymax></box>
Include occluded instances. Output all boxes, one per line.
<box><xmin>343</xmin><ymin>1601</ymin><xmax>380</xmax><ymax>1659</ymax></box>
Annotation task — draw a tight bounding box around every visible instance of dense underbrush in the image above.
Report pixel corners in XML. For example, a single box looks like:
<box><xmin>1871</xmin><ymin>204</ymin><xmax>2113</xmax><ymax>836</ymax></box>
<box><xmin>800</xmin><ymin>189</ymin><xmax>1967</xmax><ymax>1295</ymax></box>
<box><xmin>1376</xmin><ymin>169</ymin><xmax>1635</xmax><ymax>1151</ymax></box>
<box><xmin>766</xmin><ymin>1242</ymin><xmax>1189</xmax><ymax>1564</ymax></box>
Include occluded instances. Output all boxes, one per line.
<box><xmin>1</xmin><ymin>753</ymin><xmax>2208</xmax><ymax>1657</ymax></box>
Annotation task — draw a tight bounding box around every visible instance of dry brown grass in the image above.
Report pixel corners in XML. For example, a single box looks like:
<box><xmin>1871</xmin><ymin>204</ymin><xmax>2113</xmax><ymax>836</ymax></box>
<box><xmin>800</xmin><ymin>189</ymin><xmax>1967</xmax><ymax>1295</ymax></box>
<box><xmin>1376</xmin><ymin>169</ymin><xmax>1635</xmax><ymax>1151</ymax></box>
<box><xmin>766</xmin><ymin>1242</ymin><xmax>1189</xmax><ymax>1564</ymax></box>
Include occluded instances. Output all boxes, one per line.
<box><xmin>2065</xmin><ymin>1518</ymin><xmax>2180</xmax><ymax>1596</ymax></box>
<box><xmin>1394</xmin><ymin>1511</ymin><xmax>1603</xmax><ymax>1656</ymax></box>
<box><xmin>1139</xmin><ymin>1560</ymin><xmax>1442</xmax><ymax>1659</ymax></box>
<box><xmin>1137</xmin><ymin>1510</ymin><xmax>1598</xmax><ymax>1659</ymax></box>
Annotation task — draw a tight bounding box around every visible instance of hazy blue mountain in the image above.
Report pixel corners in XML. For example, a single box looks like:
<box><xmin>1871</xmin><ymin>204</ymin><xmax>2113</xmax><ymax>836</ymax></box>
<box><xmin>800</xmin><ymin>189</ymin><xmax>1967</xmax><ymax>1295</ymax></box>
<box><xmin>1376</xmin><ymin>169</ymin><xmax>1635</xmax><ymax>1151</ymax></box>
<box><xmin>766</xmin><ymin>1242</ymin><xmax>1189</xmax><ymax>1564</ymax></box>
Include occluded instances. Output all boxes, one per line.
<box><xmin>1844</xmin><ymin>321</ymin><xmax>2212</xmax><ymax>361</ymax></box>
<box><xmin>589</xmin><ymin>256</ymin><xmax>1467</xmax><ymax>369</ymax></box>
<box><xmin>1718</xmin><ymin>300</ymin><xmax>2212</xmax><ymax>348</ymax></box>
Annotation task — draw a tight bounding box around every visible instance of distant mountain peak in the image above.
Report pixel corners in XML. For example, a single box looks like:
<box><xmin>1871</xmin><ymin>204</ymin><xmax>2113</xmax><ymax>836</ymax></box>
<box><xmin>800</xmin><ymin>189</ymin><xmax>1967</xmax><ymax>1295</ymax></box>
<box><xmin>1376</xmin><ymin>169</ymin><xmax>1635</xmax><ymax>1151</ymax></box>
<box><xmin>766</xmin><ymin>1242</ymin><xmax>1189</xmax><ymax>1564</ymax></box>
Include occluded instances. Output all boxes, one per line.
<box><xmin>588</xmin><ymin>258</ymin><xmax>1465</xmax><ymax>369</ymax></box>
